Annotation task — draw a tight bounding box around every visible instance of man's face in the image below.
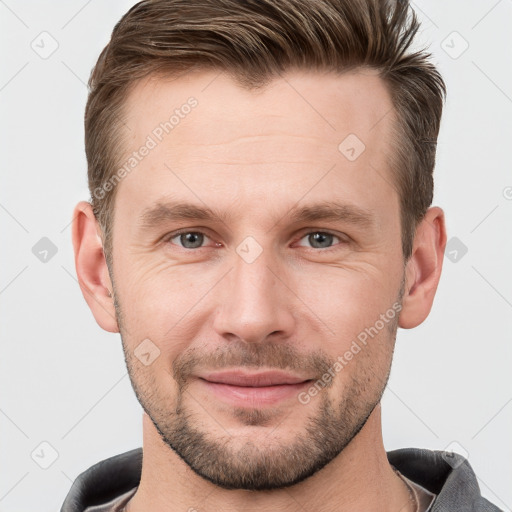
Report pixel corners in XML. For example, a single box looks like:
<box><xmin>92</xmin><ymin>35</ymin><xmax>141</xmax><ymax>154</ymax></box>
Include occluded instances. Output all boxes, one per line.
<box><xmin>109</xmin><ymin>69</ymin><xmax>406</xmax><ymax>490</ymax></box>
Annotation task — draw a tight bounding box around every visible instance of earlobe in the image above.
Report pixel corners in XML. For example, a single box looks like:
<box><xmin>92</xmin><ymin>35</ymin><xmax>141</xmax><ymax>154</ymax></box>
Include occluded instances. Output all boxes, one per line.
<box><xmin>398</xmin><ymin>207</ymin><xmax>447</xmax><ymax>329</ymax></box>
<box><xmin>71</xmin><ymin>201</ymin><xmax>119</xmax><ymax>333</ymax></box>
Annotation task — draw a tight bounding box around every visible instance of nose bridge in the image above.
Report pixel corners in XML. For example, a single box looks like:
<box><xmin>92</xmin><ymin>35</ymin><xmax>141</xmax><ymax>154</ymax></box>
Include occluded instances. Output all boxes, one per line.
<box><xmin>231</xmin><ymin>238</ymin><xmax>280</xmax><ymax>314</ymax></box>
<box><xmin>212</xmin><ymin>237</ymin><xmax>294</xmax><ymax>343</ymax></box>
<box><xmin>235</xmin><ymin>247</ymin><xmax>276</xmax><ymax>300</ymax></box>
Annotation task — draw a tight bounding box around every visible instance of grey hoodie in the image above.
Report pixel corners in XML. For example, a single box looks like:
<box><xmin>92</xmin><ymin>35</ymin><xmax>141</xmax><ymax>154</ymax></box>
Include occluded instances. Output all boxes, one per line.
<box><xmin>61</xmin><ymin>447</ymin><xmax>503</xmax><ymax>511</ymax></box>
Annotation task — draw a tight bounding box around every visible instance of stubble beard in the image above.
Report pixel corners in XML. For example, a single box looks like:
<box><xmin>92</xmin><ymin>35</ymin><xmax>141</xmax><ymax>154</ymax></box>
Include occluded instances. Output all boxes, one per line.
<box><xmin>112</xmin><ymin>276</ymin><xmax>403</xmax><ymax>491</ymax></box>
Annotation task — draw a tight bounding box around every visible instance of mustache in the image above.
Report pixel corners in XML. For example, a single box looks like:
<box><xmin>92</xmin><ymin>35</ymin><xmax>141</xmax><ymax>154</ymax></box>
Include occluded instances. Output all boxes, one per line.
<box><xmin>171</xmin><ymin>340</ymin><xmax>335</xmax><ymax>389</ymax></box>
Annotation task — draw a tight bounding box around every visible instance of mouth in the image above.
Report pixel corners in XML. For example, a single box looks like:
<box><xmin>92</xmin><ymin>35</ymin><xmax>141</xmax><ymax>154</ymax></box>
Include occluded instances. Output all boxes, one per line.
<box><xmin>197</xmin><ymin>370</ymin><xmax>314</xmax><ymax>406</ymax></box>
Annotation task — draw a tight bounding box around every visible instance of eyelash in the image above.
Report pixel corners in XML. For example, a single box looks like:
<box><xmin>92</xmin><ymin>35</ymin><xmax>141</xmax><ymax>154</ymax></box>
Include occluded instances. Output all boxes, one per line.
<box><xmin>163</xmin><ymin>229</ymin><xmax>348</xmax><ymax>252</ymax></box>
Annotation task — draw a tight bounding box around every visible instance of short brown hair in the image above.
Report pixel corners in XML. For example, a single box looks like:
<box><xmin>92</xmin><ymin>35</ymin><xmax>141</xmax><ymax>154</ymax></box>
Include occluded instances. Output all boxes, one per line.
<box><xmin>85</xmin><ymin>0</ymin><xmax>446</xmax><ymax>268</ymax></box>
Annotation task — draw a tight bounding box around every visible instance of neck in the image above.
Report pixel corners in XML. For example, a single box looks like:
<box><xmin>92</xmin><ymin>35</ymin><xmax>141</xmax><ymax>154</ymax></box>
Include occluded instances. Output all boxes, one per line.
<box><xmin>126</xmin><ymin>404</ymin><xmax>414</xmax><ymax>512</ymax></box>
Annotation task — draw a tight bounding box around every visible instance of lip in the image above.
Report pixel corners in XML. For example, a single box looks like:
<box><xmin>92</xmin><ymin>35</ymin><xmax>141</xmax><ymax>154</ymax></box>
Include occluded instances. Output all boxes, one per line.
<box><xmin>198</xmin><ymin>370</ymin><xmax>313</xmax><ymax>406</ymax></box>
<box><xmin>199</xmin><ymin>370</ymin><xmax>311</xmax><ymax>387</ymax></box>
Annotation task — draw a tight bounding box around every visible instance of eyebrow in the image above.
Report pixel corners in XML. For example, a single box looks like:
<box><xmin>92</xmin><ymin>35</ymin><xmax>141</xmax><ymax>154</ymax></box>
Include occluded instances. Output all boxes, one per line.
<box><xmin>137</xmin><ymin>200</ymin><xmax>375</xmax><ymax>232</ymax></box>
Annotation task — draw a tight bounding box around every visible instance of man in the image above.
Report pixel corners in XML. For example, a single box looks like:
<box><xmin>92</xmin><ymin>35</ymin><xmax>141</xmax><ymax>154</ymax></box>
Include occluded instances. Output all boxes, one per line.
<box><xmin>62</xmin><ymin>0</ymin><xmax>501</xmax><ymax>511</ymax></box>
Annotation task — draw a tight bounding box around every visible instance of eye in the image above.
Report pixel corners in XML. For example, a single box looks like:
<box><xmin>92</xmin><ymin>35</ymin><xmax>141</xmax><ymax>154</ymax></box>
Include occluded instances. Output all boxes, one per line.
<box><xmin>167</xmin><ymin>231</ymin><xmax>214</xmax><ymax>249</ymax></box>
<box><xmin>296</xmin><ymin>231</ymin><xmax>345</xmax><ymax>250</ymax></box>
<box><xmin>164</xmin><ymin>229</ymin><xmax>346</xmax><ymax>251</ymax></box>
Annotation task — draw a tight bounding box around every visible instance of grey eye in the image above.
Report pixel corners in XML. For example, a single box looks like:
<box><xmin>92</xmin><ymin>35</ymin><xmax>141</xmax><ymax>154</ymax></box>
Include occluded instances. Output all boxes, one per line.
<box><xmin>174</xmin><ymin>232</ymin><xmax>205</xmax><ymax>249</ymax></box>
<box><xmin>303</xmin><ymin>232</ymin><xmax>338</xmax><ymax>249</ymax></box>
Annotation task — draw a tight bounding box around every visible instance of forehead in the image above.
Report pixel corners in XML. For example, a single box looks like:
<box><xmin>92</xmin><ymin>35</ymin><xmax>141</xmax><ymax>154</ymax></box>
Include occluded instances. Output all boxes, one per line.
<box><xmin>122</xmin><ymin>67</ymin><xmax>393</xmax><ymax>148</ymax></box>
<box><xmin>115</xmin><ymin>67</ymin><xmax>398</xmax><ymax>228</ymax></box>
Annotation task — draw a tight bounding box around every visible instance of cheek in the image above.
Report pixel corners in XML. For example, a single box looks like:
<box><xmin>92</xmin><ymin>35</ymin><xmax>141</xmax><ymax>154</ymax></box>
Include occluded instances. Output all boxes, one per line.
<box><xmin>292</xmin><ymin>265</ymin><xmax>400</xmax><ymax>341</ymax></box>
<box><xmin>114</xmin><ymin>265</ymin><xmax>219</xmax><ymax>374</ymax></box>
<box><xmin>326</xmin><ymin>317</ymin><xmax>397</xmax><ymax>402</ymax></box>
<box><xmin>113</xmin><ymin>256</ymin><xmax>201</xmax><ymax>328</ymax></box>
<box><xmin>124</xmin><ymin>344</ymin><xmax>183</xmax><ymax>411</ymax></box>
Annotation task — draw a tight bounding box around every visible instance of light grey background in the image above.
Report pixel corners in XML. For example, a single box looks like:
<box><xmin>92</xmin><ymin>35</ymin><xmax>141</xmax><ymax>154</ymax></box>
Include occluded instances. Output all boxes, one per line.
<box><xmin>1</xmin><ymin>1</ymin><xmax>511</xmax><ymax>510</ymax></box>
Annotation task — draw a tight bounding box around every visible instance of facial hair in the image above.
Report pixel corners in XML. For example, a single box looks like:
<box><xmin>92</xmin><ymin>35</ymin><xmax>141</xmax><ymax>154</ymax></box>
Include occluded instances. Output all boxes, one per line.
<box><xmin>113</xmin><ymin>276</ymin><xmax>404</xmax><ymax>491</ymax></box>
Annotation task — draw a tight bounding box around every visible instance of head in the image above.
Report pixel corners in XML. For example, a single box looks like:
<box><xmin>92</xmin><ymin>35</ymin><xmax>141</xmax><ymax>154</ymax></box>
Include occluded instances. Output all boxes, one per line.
<box><xmin>73</xmin><ymin>0</ymin><xmax>447</xmax><ymax>491</ymax></box>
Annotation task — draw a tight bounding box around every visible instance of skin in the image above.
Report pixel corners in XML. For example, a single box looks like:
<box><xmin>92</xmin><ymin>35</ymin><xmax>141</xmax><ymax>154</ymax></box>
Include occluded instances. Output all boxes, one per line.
<box><xmin>72</xmin><ymin>68</ymin><xmax>446</xmax><ymax>512</ymax></box>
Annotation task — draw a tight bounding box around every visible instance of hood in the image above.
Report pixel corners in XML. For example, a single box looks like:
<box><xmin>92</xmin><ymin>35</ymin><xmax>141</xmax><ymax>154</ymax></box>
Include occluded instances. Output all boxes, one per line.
<box><xmin>61</xmin><ymin>447</ymin><xmax>502</xmax><ymax>511</ymax></box>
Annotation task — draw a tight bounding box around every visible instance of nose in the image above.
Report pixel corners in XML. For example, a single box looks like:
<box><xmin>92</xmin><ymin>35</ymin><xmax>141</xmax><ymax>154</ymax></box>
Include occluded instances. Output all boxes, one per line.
<box><xmin>212</xmin><ymin>244</ymin><xmax>296</xmax><ymax>344</ymax></box>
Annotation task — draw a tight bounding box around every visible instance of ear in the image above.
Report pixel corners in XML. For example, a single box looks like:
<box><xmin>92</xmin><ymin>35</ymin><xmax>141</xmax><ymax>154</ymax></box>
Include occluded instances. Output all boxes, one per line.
<box><xmin>398</xmin><ymin>207</ymin><xmax>447</xmax><ymax>329</ymax></box>
<box><xmin>71</xmin><ymin>201</ymin><xmax>119</xmax><ymax>333</ymax></box>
